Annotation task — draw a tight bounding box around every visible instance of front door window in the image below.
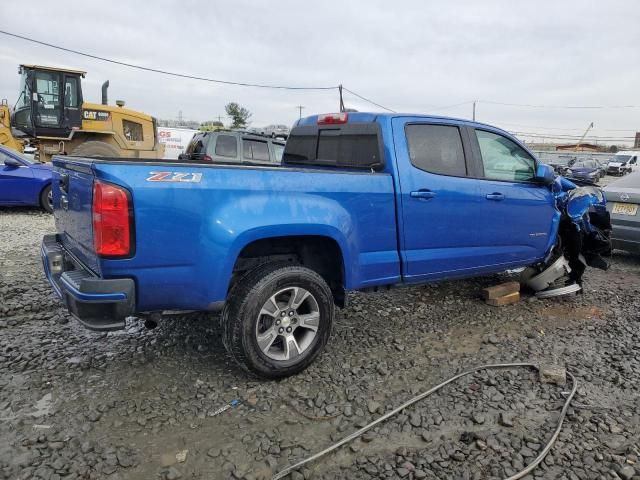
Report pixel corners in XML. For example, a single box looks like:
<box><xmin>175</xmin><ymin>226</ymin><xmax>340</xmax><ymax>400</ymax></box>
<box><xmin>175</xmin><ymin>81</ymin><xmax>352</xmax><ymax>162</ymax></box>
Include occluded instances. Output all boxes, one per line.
<box><xmin>476</xmin><ymin>130</ymin><xmax>536</xmax><ymax>182</ymax></box>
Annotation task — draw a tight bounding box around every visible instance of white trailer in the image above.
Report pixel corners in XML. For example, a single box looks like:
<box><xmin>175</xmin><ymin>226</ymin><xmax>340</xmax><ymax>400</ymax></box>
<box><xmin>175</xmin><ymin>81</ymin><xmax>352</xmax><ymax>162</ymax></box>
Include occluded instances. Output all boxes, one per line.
<box><xmin>157</xmin><ymin>127</ymin><xmax>199</xmax><ymax>159</ymax></box>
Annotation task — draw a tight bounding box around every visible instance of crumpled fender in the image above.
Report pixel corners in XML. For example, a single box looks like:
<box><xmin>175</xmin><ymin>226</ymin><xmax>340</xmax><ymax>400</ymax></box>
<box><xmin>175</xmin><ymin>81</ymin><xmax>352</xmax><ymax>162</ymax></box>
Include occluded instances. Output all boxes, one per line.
<box><xmin>565</xmin><ymin>187</ymin><xmax>607</xmax><ymax>224</ymax></box>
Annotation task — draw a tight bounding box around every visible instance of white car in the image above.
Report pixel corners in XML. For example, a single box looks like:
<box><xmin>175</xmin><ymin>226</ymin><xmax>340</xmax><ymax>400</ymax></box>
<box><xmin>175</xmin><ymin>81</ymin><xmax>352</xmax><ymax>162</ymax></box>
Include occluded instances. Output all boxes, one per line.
<box><xmin>607</xmin><ymin>151</ymin><xmax>639</xmax><ymax>176</ymax></box>
<box><xmin>263</xmin><ymin>124</ymin><xmax>290</xmax><ymax>139</ymax></box>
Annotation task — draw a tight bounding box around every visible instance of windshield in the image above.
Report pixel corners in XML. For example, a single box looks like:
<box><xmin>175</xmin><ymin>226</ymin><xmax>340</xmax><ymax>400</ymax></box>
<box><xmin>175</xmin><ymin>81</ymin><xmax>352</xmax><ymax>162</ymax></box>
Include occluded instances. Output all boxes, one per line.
<box><xmin>574</xmin><ymin>162</ymin><xmax>593</xmax><ymax>168</ymax></box>
<box><xmin>0</xmin><ymin>148</ymin><xmax>35</xmax><ymax>164</ymax></box>
<box><xmin>612</xmin><ymin>155</ymin><xmax>631</xmax><ymax>164</ymax></box>
<box><xmin>14</xmin><ymin>70</ymin><xmax>31</xmax><ymax>110</ymax></box>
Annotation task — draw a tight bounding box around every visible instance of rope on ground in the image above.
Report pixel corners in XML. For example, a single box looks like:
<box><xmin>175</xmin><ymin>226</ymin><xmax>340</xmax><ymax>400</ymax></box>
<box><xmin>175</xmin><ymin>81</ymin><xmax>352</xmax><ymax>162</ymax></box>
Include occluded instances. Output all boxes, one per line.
<box><xmin>272</xmin><ymin>362</ymin><xmax>577</xmax><ymax>480</ymax></box>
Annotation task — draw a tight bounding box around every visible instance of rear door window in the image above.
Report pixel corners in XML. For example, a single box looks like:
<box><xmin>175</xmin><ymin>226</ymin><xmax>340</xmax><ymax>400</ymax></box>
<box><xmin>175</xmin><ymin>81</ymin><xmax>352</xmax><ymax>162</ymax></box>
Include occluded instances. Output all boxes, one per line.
<box><xmin>243</xmin><ymin>139</ymin><xmax>271</xmax><ymax>162</ymax></box>
<box><xmin>214</xmin><ymin>135</ymin><xmax>238</xmax><ymax>158</ymax></box>
<box><xmin>405</xmin><ymin>124</ymin><xmax>467</xmax><ymax>176</ymax></box>
<box><xmin>475</xmin><ymin>129</ymin><xmax>536</xmax><ymax>182</ymax></box>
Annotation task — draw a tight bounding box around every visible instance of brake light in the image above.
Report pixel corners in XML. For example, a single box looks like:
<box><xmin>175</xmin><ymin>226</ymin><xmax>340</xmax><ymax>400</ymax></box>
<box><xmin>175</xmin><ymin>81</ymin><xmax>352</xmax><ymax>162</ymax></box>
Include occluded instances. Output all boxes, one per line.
<box><xmin>317</xmin><ymin>112</ymin><xmax>348</xmax><ymax>125</ymax></box>
<box><xmin>92</xmin><ymin>181</ymin><xmax>132</xmax><ymax>257</ymax></box>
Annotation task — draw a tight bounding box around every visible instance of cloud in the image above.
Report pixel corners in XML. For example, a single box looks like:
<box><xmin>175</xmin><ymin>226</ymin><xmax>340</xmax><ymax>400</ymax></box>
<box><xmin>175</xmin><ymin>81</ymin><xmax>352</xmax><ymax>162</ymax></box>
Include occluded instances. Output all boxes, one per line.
<box><xmin>0</xmin><ymin>0</ymin><xmax>638</xmax><ymax>143</ymax></box>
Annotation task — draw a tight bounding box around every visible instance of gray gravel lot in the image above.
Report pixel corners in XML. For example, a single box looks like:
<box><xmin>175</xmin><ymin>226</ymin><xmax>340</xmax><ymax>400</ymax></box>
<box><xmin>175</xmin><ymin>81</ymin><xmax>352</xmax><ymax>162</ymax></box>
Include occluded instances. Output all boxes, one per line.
<box><xmin>0</xmin><ymin>207</ymin><xmax>639</xmax><ymax>480</ymax></box>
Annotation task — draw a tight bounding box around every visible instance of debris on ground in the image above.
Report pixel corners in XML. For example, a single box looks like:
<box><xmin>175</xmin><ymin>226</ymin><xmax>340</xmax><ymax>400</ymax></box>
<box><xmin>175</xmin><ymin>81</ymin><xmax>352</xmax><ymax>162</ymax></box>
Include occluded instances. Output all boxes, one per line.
<box><xmin>485</xmin><ymin>290</ymin><xmax>520</xmax><ymax>306</ymax></box>
<box><xmin>539</xmin><ymin>364</ymin><xmax>567</xmax><ymax>386</ymax></box>
<box><xmin>482</xmin><ymin>281</ymin><xmax>520</xmax><ymax>300</ymax></box>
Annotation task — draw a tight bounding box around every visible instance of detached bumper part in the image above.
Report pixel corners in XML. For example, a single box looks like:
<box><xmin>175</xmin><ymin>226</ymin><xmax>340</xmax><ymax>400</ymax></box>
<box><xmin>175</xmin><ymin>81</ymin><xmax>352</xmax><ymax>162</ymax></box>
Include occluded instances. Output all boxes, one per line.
<box><xmin>526</xmin><ymin>256</ymin><xmax>571</xmax><ymax>291</ymax></box>
<box><xmin>525</xmin><ymin>255</ymin><xmax>582</xmax><ymax>298</ymax></box>
<box><xmin>41</xmin><ymin>234</ymin><xmax>134</xmax><ymax>331</ymax></box>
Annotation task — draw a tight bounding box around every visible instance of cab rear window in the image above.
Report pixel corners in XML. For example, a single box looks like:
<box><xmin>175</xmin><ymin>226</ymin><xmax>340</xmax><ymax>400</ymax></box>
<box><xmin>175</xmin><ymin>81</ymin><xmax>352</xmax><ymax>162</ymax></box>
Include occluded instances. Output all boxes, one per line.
<box><xmin>284</xmin><ymin>123</ymin><xmax>383</xmax><ymax>170</ymax></box>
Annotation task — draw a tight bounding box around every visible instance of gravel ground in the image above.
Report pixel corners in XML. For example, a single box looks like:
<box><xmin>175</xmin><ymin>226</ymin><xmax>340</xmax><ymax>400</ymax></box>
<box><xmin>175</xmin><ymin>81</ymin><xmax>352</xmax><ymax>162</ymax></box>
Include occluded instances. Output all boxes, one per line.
<box><xmin>0</xmin><ymin>207</ymin><xmax>639</xmax><ymax>480</ymax></box>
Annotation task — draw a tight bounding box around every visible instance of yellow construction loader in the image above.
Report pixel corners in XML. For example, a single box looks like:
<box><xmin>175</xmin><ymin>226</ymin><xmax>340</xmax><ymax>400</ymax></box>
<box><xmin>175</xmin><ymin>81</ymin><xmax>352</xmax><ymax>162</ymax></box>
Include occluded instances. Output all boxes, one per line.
<box><xmin>0</xmin><ymin>65</ymin><xmax>164</xmax><ymax>161</ymax></box>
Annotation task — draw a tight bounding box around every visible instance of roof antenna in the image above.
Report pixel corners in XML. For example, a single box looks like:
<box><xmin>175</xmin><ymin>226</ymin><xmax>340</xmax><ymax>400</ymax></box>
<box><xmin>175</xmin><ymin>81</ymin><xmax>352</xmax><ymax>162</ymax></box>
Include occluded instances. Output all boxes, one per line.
<box><xmin>339</xmin><ymin>84</ymin><xmax>345</xmax><ymax>113</ymax></box>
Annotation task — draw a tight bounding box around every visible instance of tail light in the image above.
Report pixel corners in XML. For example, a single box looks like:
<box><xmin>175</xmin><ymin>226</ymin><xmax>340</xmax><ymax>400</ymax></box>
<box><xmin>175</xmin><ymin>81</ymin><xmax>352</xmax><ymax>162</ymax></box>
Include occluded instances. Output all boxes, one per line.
<box><xmin>318</xmin><ymin>112</ymin><xmax>348</xmax><ymax>125</ymax></box>
<box><xmin>92</xmin><ymin>181</ymin><xmax>132</xmax><ymax>257</ymax></box>
<box><xmin>202</xmin><ymin>154</ymin><xmax>213</xmax><ymax>162</ymax></box>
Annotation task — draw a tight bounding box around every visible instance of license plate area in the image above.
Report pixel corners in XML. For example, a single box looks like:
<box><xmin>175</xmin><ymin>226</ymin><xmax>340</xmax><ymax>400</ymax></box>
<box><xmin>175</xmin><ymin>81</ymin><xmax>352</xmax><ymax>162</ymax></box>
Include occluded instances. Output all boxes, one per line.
<box><xmin>612</xmin><ymin>202</ymin><xmax>638</xmax><ymax>216</ymax></box>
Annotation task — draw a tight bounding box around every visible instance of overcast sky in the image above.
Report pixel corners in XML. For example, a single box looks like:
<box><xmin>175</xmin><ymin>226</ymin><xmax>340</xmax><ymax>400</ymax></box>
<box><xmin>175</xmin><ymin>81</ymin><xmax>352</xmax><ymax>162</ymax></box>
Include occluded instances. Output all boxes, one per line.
<box><xmin>0</xmin><ymin>0</ymin><xmax>638</xmax><ymax>144</ymax></box>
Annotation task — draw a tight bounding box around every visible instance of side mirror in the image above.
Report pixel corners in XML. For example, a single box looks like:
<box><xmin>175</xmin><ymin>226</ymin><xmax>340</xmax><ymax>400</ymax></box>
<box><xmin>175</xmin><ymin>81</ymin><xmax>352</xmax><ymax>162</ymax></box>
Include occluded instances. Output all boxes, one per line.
<box><xmin>535</xmin><ymin>163</ymin><xmax>555</xmax><ymax>185</ymax></box>
<box><xmin>3</xmin><ymin>157</ymin><xmax>22</xmax><ymax>168</ymax></box>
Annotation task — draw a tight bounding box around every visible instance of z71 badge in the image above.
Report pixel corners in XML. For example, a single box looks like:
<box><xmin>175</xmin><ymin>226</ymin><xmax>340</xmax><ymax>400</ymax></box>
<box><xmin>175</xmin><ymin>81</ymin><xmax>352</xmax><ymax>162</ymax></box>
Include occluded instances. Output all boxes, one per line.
<box><xmin>146</xmin><ymin>172</ymin><xmax>202</xmax><ymax>183</ymax></box>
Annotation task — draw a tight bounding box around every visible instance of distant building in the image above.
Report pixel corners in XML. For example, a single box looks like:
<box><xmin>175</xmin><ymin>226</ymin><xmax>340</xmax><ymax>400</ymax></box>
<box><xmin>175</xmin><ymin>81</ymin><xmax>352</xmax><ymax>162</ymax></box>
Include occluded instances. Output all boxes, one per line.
<box><xmin>635</xmin><ymin>132</ymin><xmax>640</xmax><ymax>149</ymax></box>
<box><xmin>556</xmin><ymin>143</ymin><xmax>600</xmax><ymax>152</ymax></box>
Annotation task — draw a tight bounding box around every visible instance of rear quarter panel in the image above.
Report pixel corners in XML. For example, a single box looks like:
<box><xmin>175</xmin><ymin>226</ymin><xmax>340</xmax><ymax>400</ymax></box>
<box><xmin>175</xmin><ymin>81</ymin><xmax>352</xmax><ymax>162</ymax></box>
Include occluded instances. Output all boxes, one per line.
<box><xmin>95</xmin><ymin>163</ymin><xmax>399</xmax><ymax>312</ymax></box>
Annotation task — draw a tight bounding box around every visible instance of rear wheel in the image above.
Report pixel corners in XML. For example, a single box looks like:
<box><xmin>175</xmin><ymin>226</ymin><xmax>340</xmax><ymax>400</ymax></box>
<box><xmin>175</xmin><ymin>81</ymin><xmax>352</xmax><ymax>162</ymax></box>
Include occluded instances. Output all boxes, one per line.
<box><xmin>222</xmin><ymin>263</ymin><xmax>334</xmax><ymax>378</ymax></box>
<box><xmin>70</xmin><ymin>141</ymin><xmax>120</xmax><ymax>157</ymax></box>
<box><xmin>40</xmin><ymin>185</ymin><xmax>53</xmax><ymax>213</ymax></box>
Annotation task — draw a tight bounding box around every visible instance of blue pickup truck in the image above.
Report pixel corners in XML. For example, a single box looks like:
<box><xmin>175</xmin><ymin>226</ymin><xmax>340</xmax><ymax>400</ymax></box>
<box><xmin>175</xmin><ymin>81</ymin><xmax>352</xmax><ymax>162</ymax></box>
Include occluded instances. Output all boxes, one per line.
<box><xmin>43</xmin><ymin>112</ymin><xmax>578</xmax><ymax>377</ymax></box>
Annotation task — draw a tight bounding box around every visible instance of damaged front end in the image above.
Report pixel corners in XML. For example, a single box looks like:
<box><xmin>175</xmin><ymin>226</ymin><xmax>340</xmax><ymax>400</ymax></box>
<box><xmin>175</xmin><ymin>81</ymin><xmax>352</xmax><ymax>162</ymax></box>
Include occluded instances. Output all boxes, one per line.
<box><xmin>524</xmin><ymin>177</ymin><xmax>612</xmax><ymax>297</ymax></box>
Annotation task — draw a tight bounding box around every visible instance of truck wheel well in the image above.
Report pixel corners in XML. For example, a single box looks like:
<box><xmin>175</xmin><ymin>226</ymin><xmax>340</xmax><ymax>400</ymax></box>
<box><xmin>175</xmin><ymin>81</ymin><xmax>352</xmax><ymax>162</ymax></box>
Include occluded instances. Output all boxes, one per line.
<box><xmin>231</xmin><ymin>236</ymin><xmax>346</xmax><ymax>306</ymax></box>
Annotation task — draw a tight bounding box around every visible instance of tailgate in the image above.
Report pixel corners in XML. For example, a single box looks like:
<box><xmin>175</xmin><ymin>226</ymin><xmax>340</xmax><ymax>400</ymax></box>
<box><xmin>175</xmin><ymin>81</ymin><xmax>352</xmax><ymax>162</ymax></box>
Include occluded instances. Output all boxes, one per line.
<box><xmin>52</xmin><ymin>157</ymin><xmax>101</xmax><ymax>275</ymax></box>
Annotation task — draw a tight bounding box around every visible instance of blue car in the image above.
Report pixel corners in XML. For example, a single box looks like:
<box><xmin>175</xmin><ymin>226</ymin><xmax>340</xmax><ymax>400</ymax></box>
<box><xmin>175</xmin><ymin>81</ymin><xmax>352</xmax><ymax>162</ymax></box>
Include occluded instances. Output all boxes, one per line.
<box><xmin>0</xmin><ymin>145</ymin><xmax>53</xmax><ymax>213</ymax></box>
<box><xmin>566</xmin><ymin>160</ymin><xmax>601</xmax><ymax>184</ymax></box>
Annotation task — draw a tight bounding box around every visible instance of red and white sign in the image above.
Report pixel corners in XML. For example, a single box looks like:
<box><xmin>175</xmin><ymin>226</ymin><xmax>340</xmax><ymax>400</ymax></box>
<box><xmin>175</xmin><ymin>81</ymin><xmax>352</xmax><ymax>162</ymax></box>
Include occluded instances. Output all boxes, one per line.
<box><xmin>157</xmin><ymin>127</ymin><xmax>199</xmax><ymax>159</ymax></box>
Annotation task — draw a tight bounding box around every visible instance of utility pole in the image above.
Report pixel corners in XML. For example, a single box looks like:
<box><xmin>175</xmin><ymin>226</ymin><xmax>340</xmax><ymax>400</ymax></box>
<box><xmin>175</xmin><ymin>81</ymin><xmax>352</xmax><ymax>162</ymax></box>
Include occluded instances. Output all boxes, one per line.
<box><xmin>472</xmin><ymin>101</ymin><xmax>477</xmax><ymax>121</ymax></box>
<box><xmin>339</xmin><ymin>84</ymin><xmax>345</xmax><ymax>113</ymax></box>
<box><xmin>296</xmin><ymin>105</ymin><xmax>304</xmax><ymax>119</ymax></box>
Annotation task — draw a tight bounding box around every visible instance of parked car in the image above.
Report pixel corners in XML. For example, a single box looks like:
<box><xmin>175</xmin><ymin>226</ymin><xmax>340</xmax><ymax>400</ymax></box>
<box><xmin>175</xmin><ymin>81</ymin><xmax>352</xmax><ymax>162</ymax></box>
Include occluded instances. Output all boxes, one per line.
<box><xmin>263</xmin><ymin>124</ymin><xmax>290</xmax><ymax>139</ymax></box>
<box><xmin>179</xmin><ymin>130</ymin><xmax>285</xmax><ymax>165</ymax></box>
<box><xmin>0</xmin><ymin>144</ymin><xmax>53</xmax><ymax>213</ymax></box>
<box><xmin>566</xmin><ymin>160</ymin><xmax>601</xmax><ymax>183</ymax></box>
<box><xmin>547</xmin><ymin>156</ymin><xmax>575</xmax><ymax>175</ymax></box>
<box><xmin>607</xmin><ymin>151</ymin><xmax>639</xmax><ymax>176</ymax></box>
<box><xmin>593</xmin><ymin>158</ymin><xmax>608</xmax><ymax>177</ymax></box>
<box><xmin>42</xmin><ymin>112</ymin><xmax>607</xmax><ymax>378</ymax></box>
<box><xmin>603</xmin><ymin>170</ymin><xmax>640</xmax><ymax>253</ymax></box>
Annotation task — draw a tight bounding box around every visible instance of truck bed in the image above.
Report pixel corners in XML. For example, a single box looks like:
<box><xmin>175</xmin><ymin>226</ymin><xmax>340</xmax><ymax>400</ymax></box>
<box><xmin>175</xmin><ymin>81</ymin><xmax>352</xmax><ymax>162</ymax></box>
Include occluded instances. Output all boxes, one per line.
<box><xmin>51</xmin><ymin>156</ymin><xmax>401</xmax><ymax>312</ymax></box>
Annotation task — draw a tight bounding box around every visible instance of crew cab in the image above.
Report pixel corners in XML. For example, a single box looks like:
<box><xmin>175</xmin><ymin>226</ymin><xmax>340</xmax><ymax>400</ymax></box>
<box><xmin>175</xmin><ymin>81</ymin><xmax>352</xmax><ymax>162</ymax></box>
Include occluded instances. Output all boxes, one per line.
<box><xmin>42</xmin><ymin>112</ymin><xmax>559</xmax><ymax>378</ymax></box>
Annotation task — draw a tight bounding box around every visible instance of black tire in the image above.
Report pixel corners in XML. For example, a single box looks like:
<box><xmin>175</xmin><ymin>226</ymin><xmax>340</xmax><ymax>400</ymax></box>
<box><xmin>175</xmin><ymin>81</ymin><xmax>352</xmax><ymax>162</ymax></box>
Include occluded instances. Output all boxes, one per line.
<box><xmin>222</xmin><ymin>262</ymin><xmax>334</xmax><ymax>378</ymax></box>
<box><xmin>69</xmin><ymin>141</ymin><xmax>120</xmax><ymax>157</ymax></box>
<box><xmin>40</xmin><ymin>184</ymin><xmax>53</xmax><ymax>213</ymax></box>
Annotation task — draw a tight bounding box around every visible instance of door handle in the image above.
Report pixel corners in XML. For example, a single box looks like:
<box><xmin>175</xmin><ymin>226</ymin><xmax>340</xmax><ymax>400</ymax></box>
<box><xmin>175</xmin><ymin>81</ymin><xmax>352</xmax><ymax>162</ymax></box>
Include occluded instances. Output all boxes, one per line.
<box><xmin>485</xmin><ymin>192</ymin><xmax>505</xmax><ymax>201</ymax></box>
<box><xmin>410</xmin><ymin>190</ymin><xmax>436</xmax><ymax>200</ymax></box>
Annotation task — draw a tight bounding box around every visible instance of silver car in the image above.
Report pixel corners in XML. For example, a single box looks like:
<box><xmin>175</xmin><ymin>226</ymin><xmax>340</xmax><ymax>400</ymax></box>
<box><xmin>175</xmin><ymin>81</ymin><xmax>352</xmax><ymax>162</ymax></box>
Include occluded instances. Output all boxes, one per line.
<box><xmin>263</xmin><ymin>124</ymin><xmax>290</xmax><ymax>139</ymax></box>
<box><xmin>603</xmin><ymin>171</ymin><xmax>640</xmax><ymax>253</ymax></box>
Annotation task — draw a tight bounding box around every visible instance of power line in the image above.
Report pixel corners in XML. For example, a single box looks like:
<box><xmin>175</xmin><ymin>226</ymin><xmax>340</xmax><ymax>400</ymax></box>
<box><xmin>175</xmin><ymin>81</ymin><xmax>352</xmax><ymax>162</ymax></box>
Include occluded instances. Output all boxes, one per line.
<box><xmin>0</xmin><ymin>29</ymin><xmax>337</xmax><ymax>91</ymax></box>
<box><xmin>428</xmin><ymin>101</ymin><xmax>474</xmax><ymax>112</ymax></box>
<box><xmin>509</xmin><ymin>131</ymin><xmax>635</xmax><ymax>142</ymax></box>
<box><xmin>342</xmin><ymin>87</ymin><xmax>396</xmax><ymax>113</ymax></box>
<box><xmin>496</xmin><ymin>121</ymin><xmax>640</xmax><ymax>132</ymax></box>
<box><xmin>480</xmin><ymin>99</ymin><xmax>640</xmax><ymax>109</ymax></box>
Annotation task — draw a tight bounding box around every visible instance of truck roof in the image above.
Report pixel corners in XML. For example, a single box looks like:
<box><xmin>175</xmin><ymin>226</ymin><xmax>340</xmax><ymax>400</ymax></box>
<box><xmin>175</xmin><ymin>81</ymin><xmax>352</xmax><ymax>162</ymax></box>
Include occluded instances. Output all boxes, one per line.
<box><xmin>296</xmin><ymin>112</ymin><xmax>510</xmax><ymax>135</ymax></box>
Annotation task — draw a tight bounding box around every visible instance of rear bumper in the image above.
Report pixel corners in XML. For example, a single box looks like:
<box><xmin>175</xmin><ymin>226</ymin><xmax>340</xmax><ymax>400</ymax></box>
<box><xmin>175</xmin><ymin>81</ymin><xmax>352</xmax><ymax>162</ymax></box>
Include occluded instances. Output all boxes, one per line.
<box><xmin>41</xmin><ymin>234</ymin><xmax>135</xmax><ymax>331</ymax></box>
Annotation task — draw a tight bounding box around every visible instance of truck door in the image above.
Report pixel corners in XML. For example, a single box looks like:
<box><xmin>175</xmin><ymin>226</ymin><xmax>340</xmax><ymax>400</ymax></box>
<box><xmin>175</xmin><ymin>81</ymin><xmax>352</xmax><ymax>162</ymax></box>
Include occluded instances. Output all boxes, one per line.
<box><xmin>62</xmin><ymin>74</ymin><xmax>82</xmax><ymax>132</ymax></box>
<box><xmin>468</xmin><ymin>128</ymin><xmax>557</xmax><ymax>266</ymax></box>
<box><xmin>32</xmin><ymin>70</ymin><xmax>63</xmax><ymax>135</ymax></box>
<box><xmin>392</xmin><ymin>117</ymin><xmax>488</xmax><ymax>280</ymax></box>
